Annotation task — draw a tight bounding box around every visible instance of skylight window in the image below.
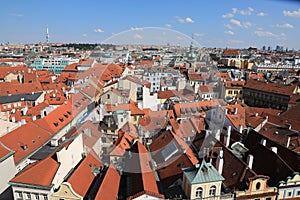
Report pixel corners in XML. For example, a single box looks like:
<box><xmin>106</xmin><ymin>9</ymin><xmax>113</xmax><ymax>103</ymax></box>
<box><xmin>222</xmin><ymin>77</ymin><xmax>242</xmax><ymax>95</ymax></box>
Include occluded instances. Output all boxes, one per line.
<box><xmin>161</xmin><ymin>141</ymin><xmax>178</xmax><ymax>161</ymax></box>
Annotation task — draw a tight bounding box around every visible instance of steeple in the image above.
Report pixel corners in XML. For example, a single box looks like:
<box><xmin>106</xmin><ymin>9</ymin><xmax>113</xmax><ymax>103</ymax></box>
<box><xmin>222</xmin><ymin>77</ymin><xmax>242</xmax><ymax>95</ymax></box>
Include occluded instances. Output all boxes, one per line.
<box><xmin>46</xmin><ymin>26</ymin><xmax>50</xmax><ymax>43</ymax></box>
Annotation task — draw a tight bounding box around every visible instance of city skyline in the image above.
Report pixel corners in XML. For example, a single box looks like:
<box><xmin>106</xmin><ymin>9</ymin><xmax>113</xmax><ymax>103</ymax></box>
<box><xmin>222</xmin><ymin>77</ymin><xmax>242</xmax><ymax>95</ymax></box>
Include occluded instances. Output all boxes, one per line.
<box><xmin>1</xmin><ymin>0</ymin><xmax>300</xmax><ymax>49</ymax></box>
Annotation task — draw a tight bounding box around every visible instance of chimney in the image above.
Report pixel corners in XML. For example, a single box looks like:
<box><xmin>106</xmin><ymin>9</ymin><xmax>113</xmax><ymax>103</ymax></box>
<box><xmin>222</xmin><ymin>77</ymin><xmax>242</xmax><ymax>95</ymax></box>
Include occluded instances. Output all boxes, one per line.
<box><xmin>286</xmin><ymin>136</ymin><xmax>291</xmax><ymax>148</ymax></box>
<box><xmin>224</xmin><ymin>126</ymin><xmax>231</xmax><ymax>147</ymax></box>
<box><xmin>234</xmin><ymin>107</ymin><xmax>238</xmax><ymax>115</ymax></box>
<box><xmin>40</xmin><ymin>110</ymin><xmax>45</xmax><ymax>118</ymax></box>
<box><xmin>247</xmin><ymin>154</ymin><xmax>254</xmax><ymax>169</ymax></box>
<box><xmin>216</xmin><ymin>150</ymin><xmax>224</xmax><ymax>175</ymax></box>
<box><xmin>265</xmin><ymin>115</ymin><xmax>269</xmax><ymax>120</ymax></box>
<box><xmin>11</xmin><ymin>116</ymin><xmax>16</xmax><ymax>123</ymax></box>
<box><xmin>21</xmin><ymin>119</ymin><xmax>26</xmax><ymax>125</ymax></box>
<box><xmin>32</xmin><ymin>116</ymin><xmax>37</xmax><ymax>121</ymax></box>
<box><xmin>215</xmin><ymin>129</ymin><xmax>221</xmax><ymax>141</ymax></box>
<box><xmin>254</xmin><ymin>113</ymin><xmax>258</xmax><ymax>117</ymax></box>
<box><xmin>260</xmin><ymin>138</ymin><xmax>266</xmax><ymax>146</ymax></box>
<box><xmin>50</xmin><ymin>139</ymin><xmax>59</xmax><ymax>147</ymax></box>
<box><xmin>238</xmin><ymin>125</ymin><xmax>243</xmax><ymax>133</ymax></box>
<box><xmin>271</xmin><ymin>147</ymin><xmax>277</xmax><ymax>154</ymax></box>
<box><xmin>224</xmin><ymin>108</ymin><xmax>228</xmax><ymax>115</ymax></box>
<box><xmin>7</xmin><ymin>127</ymin><xmax>11</xmax><ymax>133</ymax></box>
<box><xmin>23</xmin><ymin>104</ymin><xmax>28</xmax><ymax>116</ymax></box>
<box><xmin>17</xmin><ymin>121</ymin><xmax>21</xmax><ymax>127</ymax></box>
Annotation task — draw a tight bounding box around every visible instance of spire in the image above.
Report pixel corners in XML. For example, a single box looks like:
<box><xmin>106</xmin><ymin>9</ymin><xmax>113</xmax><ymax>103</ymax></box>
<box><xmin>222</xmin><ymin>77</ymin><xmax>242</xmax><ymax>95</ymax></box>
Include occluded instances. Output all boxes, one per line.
<box><xmin>46</xmin><ymin>26</ymin><xmax>50</xmax><ymax>43</ymax></box>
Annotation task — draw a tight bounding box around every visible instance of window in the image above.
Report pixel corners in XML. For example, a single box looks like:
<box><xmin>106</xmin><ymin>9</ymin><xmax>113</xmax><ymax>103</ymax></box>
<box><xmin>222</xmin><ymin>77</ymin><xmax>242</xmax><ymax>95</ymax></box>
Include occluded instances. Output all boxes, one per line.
<box><xmin>266</xmin><ymin>198</ymin><xmax>271</xmax><ymax>200</ymax></box>
<box><xmin>209</xmin><ymin>186</ymin><xmax>216</xmax><ymax>197</ymax></box>
<box><xmin>25</xmin><ymin>192</ymin><xmax>31</xmax><ymax>200</ymax></box>
<box><xmin>288</xmin><ymin>191</ymin><xmax>292</xmax><ymax>197</ymax></box>
<box><xmin>107</xmin><ymin>94</ymin><xmax>110</xmax><ymax>99</ymax></box>
<box><xmin>228</xmin><ymin>90</ymin><xmax>233</xmax><ymax>94</ymax></box>
<box><xmin>34</xmin><ymin>194</ymin><xmax>39</xmax><ymax>200</ymax></box>
<box><xmin>16</xmin><ymin>191</ymin><xmax>22</xmax><ymax>200</ymax></box>
<box><xmin>195</xmin><ymin>187</ymin><xmax>203</xmax><ymax>198</ymax></box>
<box><xmin>297</xmin><ymin>190</ymin><xmax>300</xmax><ymax>196</ymax></box>
<box><xmin>234</xmin><ymin>91</ymin><xmax>238</xmax><ymax>94</ymax></box>
<box><xmin>256</xmin><ymin>182</ymin><xmax>261</xmax><ymax>190</ymax></box>
<box><xmin>42</xmin><ymin>194</ymin><xmax>48</xmax><ymax>200</ymax></box>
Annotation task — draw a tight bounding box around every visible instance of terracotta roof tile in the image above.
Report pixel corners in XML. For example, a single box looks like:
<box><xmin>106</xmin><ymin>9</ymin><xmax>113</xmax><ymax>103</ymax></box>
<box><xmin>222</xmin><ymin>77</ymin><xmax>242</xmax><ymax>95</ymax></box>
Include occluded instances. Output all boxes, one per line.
<box><xmin>95</xmin><ymin>164</ymin><xmax>120</xmax><ymax>200</ymax></box>
<box><xmin>10</xmin><ymin>154</ymin><xmax>60</xmax><ymax>186</ymax></box>
<box><xmin>68</xmin><ymin>152</ymin><xmax>103</xmax><ymax>197</ymax></box>
<box><xmin>0</xmin><ymin>123</ymin><xmax>51</xmax><ymax>163</ymax></box>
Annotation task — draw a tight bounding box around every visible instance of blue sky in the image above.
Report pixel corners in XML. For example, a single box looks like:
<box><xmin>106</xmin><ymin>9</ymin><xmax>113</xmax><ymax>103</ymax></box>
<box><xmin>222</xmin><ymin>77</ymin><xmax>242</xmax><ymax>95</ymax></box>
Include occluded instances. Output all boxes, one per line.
<box><xmin>1</xmin><ymin>0</ymin><xmax>300</xmax><ymax>49</ymax></box>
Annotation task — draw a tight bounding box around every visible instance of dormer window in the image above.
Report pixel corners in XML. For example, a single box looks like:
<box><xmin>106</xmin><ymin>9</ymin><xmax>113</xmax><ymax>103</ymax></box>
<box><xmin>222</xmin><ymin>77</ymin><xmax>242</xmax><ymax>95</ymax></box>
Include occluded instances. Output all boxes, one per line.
<box><xmin>59</xmin><ymin>118</ymin><xmax>64</xmax><ymax>122</ymax></box>
<box><xmin>21</xmin><ymin>145</ymin><xmax>28</xmax><ymax>150</ymax></box>
<box><xmin>53</xmin><ymin>122</ymin><xmax>59</xmax><ymax>127</ymax></box>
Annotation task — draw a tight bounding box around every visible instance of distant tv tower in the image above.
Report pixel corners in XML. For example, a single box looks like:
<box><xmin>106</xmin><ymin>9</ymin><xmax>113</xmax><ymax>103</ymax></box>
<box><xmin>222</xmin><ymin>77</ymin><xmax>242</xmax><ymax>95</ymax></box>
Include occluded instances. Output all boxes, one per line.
<box><xmin>46</xmin><ymin>26</ymin><xmax>50</xmax><ymax>43</ymax></box>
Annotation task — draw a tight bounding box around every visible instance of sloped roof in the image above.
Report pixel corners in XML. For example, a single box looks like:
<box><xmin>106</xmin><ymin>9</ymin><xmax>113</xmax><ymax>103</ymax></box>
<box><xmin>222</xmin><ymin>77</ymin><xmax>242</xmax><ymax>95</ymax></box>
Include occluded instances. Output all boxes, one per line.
<box><xmin>0</xmin><ymin>123</ymin><xmax>51</xmax><ymax>163</ymax></box>
<box><xmin>34</xmin><ymin>101</ymin><xmax>73</xmax><ymax>134</ymax></box>
<box><xmin>183</xmin><ymin>160</ymin><xmax>224</xmax><ymax>184</ymax></box>
<box><xmin>68</xmin><ymin>152</ymin><xmax>103</xmax><ymax>197</ymax></box>
<box><xmin>10</xmin><ymin>154</ymin><xmax>60</xmax><ymax>187</ymax></box>
<box><xmin>95</xmin><ymin>164</ymin><xmax>120</xmax><ymax>200</ymax></box>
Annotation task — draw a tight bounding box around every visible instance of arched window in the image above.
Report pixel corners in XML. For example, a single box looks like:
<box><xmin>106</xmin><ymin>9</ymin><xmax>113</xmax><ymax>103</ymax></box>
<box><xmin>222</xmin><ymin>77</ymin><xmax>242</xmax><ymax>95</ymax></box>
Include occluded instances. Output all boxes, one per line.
<box><xmin>209</xmin><ymin>185</ymin><xmax>216</xmax><ymax>197</ymax></box>
<box><xmin>195</xmin><ymin>187</ymin><xmax>203</xmax><ymax>199</ymax></box>
<box><xmin>256</xmin><ymin>182</ymin><xmax>261</xmax><ymax>190</ymax></box>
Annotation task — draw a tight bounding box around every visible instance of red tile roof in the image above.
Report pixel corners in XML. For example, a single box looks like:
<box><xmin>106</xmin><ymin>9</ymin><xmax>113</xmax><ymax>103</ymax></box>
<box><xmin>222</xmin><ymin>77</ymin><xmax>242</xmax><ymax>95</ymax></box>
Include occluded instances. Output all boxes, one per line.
<box><xmin>223</xmin><ymin>49</ymin><xmax>240</xmax><ymax>55</ymax></box>
<box><xmin>0</xmin><ymin>82</ymin><xmax>43</xmax><ymax>96</ymax></box>
<box><xmin>106</xmin><ymin>101</ymin><xmax>144</xmax><ymax>116</ymax></box>
<box><xmin>244</xmin><ymin>79</ymin><xmax>296</xmax><ymax>96</ymax></box>
<box><xmin>0</xmin><ymin>142</ymin><xmax>13</xmax><ymax>160</ymax></box>
<box><xmin>157</xmin><ymin>90</ymin><xmax>177</xmax><ymax>99</ymax></box>
<box><xmin>34</xmin><ymin>101</ymin><xmax>73</xmax><ymax>134</ymax></box>
<box><xmin>140</xmin><ymin>109</ymin><xmax>169</xmax><ymax>132</ymax></box>
<box><xmin>10</xmin><ymin>154</ymin><xmax>60</xmax><ymax>186</ymax></box>
<box><xmin>122</xmin><ymin>76</ymin><xmax>151</xmax><ymax>88</ymax></box>
<box><xmin>188</xmin><ymin>73</ymin><xmax>209</xmax><ymax>81</ymax></box>
<box><xmin>63</xmin><ymin>63</ymin><xmax>78</xmax><ymax>72</ymax></box>
<box><xmin>223</xmin><ymin>104</ymin><xmax>246</xmax><ymax>129</ymax></box>
<box><xmin>225</xmin><ymin>80</ymin><xmax>245</xmax><ymax>89</ymax></box>
<box><xmin>68</xmin><ymin>152</ymin><xmax>103</xmax><ymax>197</ymax></box>
<box><xmin>95</xmin><ymin>164</ymin><xmax>120</xmax><ymax>200</ymax></box>
<box><xmin>126</xmin><ymin>142</ymin><xmax>163</xmax><ymax>198</ymax></box>
<box><xmin>0</xmin><ymin>123</ymin><xmax>51</xmax><ymax>163</ymax></box>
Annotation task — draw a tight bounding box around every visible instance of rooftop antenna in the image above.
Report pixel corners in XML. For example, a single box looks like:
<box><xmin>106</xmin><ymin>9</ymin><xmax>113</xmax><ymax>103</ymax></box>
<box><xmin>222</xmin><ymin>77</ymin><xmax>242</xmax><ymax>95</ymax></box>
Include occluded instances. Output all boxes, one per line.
<box><xmin>46</xmin><ymin>26</ymin><xmax>50</xmax><ymax>43</ymax></box>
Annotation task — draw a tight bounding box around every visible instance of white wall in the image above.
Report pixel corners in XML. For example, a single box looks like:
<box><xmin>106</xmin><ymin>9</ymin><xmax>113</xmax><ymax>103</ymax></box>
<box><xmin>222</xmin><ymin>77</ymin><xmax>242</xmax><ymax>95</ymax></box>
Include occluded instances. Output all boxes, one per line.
<box><xmin>0</xmin><ymin>154</ymin><xmax>17</xmax><ymax>194</ymax></box>
<box><xmin>52</xmin><ymin>134</ymin><xmax>84</xmax><ymax>189</ymax></box>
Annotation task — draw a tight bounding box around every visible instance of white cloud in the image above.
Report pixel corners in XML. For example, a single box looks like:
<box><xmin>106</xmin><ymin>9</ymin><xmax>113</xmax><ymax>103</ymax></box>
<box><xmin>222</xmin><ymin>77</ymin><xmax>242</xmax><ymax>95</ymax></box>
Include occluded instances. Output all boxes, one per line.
<box><xmin>134</xmin><ymin>34</ymin><xmax>143</xmax><ymax>39</ymax></box>
<box><xmin>9</xmin><ymin>13</ymin><xmax>23</xmax><ymax>17</ymax></box>
<box><xmin>239</xmin><ymin>7</ymin><xmax>254</xmax><ymax>15</ymax></box>
<box><xmin>228</xmin><ymin>39</ymin><xmax>244</xmax><ymax>44</ymax></box>
<box><xmin>276</xmin><ymin>23</ymin><xmax>294</xmax><ymax>29</ymax></box>
<box><xmin>257</xmin><ymin>12</ymin><xmax>267</xmax><ymax>17</ymax></box>
<box><xmin>94</xmin><ymin>28</ymin><xmax>104</xmax><ymax>33</ymax></box>
<box><xmin>283</xmin><ymin>8</ymin><xmax>300</xmax><ymax>18</ymax></box>
<box><xmin>130</xmin><ymin>27</ymin><xmax>143</xmax><ymax>31</ymax></box>
<box><xmin>224</xmin><ymin>24</ymin><xmax>233</xmax><ymax>29</ymax></box>
<box><xmin>229</xmin><ymin>19</ymin><xmax>251</xmax><ymax>28</ymax></box>
<box><xmin>82</xmin><ymin>34</ymin><xmax>87</xmax><ymax>37</ymax></box>
<box><xmin>243</xmin><ymin>22</ymin><xmax>252</xmax><ymax>28</ymax></box>
<box><xmin>185</xmin><ymin>17</ymin><xmax>194</xmax><ymax>23</ymax></box>
<box><xmin>225</xmin><ymin>30</ymin><xmax>234</xmax><ymax>35</ymax></box>
<box><xmin>232</xmin><ymin>8</ymin><xmax>238</xmax><ymax>14</ymax></box>
<box><xmin>176</xmin><ymin>16</ymin><xmax>194</xmax><ymax>23</ymax></box>
<box><xmin>194</xmin><ymin>33</ymin><xmax>204</xmax><ymax>37</ymax></box>
<box><xmin>222</xmin><ymin>13</ymin><xmax>234</xmax><ymax>18</ymax></box>
<box><xmin>230</xmin><ymin>19</ymin><xmax>242</xmax><ymax>27</ymax></box>
<box><xmin>254</xmin><ymin>30</ymin><xmax>276</xmax><ymax>37</ymax></box>
<box><xmin>165</xmin><ymin>24</ymin><xmax>172</xmax><ymax>28</ymax></box>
